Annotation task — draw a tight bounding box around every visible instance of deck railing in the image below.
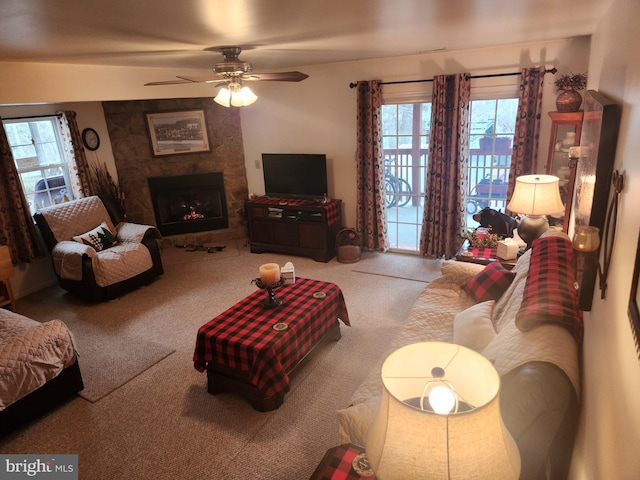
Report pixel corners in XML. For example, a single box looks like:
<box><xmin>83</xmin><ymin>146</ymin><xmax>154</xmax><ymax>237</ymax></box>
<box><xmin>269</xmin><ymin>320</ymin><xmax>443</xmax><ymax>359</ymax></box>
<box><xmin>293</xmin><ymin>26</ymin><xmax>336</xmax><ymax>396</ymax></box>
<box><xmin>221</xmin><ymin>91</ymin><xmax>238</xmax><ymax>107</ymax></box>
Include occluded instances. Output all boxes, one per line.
<box><xmin>383</xmin><ymin>147</ymin><xmax>511</xmax><ymax>212</ymax></box>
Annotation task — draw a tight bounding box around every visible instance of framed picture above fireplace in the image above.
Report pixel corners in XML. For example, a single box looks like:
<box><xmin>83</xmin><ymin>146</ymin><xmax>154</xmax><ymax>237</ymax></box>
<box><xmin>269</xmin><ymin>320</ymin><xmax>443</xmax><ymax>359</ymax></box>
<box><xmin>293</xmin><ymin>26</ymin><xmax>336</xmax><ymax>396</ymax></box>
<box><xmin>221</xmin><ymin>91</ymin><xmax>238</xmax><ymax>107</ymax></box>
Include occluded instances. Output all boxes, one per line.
<box><xmin>145</xmin><ymin>109</ymin><xmax>211</xmax><ymax>157</ymax></box>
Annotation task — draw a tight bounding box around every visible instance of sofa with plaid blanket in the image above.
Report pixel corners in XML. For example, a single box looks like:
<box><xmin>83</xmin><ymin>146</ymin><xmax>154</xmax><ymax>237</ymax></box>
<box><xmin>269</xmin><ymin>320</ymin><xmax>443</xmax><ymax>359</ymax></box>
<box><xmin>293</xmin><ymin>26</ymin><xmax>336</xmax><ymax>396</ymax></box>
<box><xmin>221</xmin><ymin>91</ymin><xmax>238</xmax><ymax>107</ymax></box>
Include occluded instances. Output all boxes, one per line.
<box><xmin>337</xmin><ymin>229</ymin><xmax>581</xmax><ymax>480</ymax></box>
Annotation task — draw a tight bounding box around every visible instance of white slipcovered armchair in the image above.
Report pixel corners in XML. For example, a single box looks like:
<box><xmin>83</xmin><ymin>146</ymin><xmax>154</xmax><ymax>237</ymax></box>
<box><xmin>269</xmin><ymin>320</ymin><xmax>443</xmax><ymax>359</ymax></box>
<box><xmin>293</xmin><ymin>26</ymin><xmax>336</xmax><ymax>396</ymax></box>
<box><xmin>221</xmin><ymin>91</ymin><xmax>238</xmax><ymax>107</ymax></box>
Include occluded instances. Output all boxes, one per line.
<box><xmin>34</xmin><ymin>196</ymin><xmax>163</xmax><ymax>301</ymax></box>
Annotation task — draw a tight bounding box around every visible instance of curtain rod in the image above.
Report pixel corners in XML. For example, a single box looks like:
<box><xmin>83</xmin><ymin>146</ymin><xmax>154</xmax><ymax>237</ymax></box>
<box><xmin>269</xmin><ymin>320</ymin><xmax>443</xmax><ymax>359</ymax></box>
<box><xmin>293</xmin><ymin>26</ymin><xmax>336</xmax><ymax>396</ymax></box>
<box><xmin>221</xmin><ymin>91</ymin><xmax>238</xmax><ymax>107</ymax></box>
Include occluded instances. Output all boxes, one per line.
<box><xmin>348</xmin><ymin>67</ymin><xmax>557</xmax><ymax>88</ymax></box>
<box><xmin>2</xmin><ymin>113</ymin><xmax>63</xmax><ymax>121</ymax></box>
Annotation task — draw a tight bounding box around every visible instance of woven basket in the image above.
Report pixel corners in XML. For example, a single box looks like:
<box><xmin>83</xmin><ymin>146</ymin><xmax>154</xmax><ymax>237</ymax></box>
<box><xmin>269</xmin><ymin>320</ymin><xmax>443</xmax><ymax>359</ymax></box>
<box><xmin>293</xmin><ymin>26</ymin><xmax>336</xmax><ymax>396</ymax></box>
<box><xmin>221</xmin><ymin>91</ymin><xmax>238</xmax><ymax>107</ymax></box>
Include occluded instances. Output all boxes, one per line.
<box><xmin>336</xmin><ymin>228</ymin><xmax>361</xmax><ymax>263</ymax></box>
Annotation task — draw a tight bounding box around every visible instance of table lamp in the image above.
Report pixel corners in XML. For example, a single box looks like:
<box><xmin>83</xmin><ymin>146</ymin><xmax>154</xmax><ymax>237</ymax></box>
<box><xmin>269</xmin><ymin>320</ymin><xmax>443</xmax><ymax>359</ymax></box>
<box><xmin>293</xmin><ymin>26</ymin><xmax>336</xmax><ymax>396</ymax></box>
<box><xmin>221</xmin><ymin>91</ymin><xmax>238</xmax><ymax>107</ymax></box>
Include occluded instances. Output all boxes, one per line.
<box><xmin>365</xmin><ymin>342</ymin><xmax>520</xmax><ymax>479</ymax></box>
<box><xmin>507</xmin><ymin>174</ymin><xmax>565</xmax><ymax>246</ymax></box>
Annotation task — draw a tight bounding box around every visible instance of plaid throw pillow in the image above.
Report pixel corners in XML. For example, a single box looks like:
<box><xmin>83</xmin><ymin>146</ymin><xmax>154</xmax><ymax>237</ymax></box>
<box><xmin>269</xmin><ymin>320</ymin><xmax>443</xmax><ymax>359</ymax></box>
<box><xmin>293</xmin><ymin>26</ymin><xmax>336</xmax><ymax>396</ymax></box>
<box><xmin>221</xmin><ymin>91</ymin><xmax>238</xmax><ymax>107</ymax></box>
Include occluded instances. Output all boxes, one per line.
<box><xmin>462</xmin><ymin>262</ymin><xmax>516</xmax><ymax>303</ymax></box>
<box><xmin>72</xmin><ymin>222</ymin><xmax>118</xmax><ymax>252</ymax></box>
<box><xmin>516</xmin><ymin>236</ymin><xmax>583</xmax><ymax>342</ymax></box>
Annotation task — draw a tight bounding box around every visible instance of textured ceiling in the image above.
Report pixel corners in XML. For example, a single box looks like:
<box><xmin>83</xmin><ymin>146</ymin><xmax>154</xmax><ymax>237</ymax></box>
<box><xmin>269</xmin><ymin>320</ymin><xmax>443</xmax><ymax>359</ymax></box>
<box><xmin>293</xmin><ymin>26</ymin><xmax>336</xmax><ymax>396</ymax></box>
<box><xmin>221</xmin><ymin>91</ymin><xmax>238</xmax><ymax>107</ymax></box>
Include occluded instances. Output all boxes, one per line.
<box><xmin>0</xmin><ymin>0</ymin><xmax>609</xmax><ymax>74</ymax></box>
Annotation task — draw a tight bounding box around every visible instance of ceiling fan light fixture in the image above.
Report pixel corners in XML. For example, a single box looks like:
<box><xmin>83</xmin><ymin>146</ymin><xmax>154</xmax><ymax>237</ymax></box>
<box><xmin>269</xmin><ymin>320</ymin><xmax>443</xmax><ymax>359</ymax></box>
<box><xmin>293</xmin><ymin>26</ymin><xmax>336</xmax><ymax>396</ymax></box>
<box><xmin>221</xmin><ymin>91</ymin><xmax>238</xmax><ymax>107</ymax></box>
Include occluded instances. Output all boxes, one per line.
<box><xmin>215</xmin><ymin>81</ymin><xmax>257</xmax><ymax>108</ymax></box>
<box><xmin>145</xmin><ymin>46</ymin><xmax>309</xmax><ymax>88</ymax></box>
<box><xmin>214</xmin><ymin>86</ymin><xmax>231</xmax><ymax>107</ymax></box>
<box><xmin>235</xmin><ymin>86</ymin><xmax>258</xmax><ymax>106</ymax></box>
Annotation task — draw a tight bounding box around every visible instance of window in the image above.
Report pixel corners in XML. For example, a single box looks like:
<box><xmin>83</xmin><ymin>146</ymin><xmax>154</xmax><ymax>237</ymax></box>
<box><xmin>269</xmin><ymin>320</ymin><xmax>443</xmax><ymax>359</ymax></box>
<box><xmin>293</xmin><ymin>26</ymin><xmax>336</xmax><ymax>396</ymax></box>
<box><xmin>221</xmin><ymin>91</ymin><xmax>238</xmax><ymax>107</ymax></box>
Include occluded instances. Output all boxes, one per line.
<box><xmin>3</xmin><ymin>117</ymin><xmax>75</xmax><ymax>214</ymax></box>
<box><xmin>381</xmin><ymin>97</ymin><xmax>518</xmax><ymax>252</ymax></box>
<box><xmin>466</xmin><ymin>98</ymin><xmax>518</xmax><ymax>224</ymax></box>
<box><xmin>381</xmin><ymin>103</ymin><xmax>431</xmax><ymax>252</ymax></box>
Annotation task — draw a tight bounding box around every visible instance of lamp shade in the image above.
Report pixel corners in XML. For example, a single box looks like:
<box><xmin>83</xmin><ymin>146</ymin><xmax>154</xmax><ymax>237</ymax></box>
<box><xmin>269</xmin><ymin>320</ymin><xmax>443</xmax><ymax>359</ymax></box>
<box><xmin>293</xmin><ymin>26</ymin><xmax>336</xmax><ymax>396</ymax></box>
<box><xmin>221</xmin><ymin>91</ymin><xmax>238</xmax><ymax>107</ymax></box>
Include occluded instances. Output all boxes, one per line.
<box><xmin>233</xmin><ymin>86</ymin><xmax>258</xmax><ymax>106</ymax></box>
<box><xmin>214</xmin><ymin>87</ymin><xmax>231</xmax><ymax>107</ymax></box>
<box><xmin>365</xmin><ymin>342</ymin><xmax>520</xmax><ymax>479</ymax></box>
<box><xmin>214</xmin><ymin>82</ymin><xmax>257</xmax><ymax>107</ymax></box>
<box><xmin>507</xmin><ymin>174</ymin><xmax>565</xmax><ymax>216</ymax></box>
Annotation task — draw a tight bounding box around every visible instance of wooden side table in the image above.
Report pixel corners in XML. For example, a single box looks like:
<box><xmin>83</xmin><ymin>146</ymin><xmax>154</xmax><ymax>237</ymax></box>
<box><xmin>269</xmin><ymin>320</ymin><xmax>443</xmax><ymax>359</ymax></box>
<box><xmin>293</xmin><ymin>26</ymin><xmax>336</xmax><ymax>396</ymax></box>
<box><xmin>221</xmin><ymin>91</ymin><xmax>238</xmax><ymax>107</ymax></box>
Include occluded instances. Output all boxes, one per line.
<box><xmin>309</xmin><ymin>444</ymin><xmax>376</xmax><ymax>480</ymax></box>
<box><xmin>0</xmin><ymin>245</ymin><xmax>16</xmax><ymax>311</ymax></box>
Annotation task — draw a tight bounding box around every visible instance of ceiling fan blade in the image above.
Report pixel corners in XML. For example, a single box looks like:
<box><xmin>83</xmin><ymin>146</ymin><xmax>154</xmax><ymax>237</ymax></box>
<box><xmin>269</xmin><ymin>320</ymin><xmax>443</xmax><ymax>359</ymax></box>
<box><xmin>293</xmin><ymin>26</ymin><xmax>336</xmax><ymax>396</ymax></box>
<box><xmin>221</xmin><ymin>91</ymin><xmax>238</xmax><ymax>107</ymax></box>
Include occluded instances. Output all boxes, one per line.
<box><xmin>144</xmin><ymin>78</ymin><xmax>195</xmax><ymax>86</ymax></box>
<box><xmin>248</xmin><ymin>71</ymin><xmax>309</xmax><ymax>82</ymax></box>
<box><xmin>176</xmin><ymin>74</ymin><xmax>225</xmax><ymax>83</ymax></box>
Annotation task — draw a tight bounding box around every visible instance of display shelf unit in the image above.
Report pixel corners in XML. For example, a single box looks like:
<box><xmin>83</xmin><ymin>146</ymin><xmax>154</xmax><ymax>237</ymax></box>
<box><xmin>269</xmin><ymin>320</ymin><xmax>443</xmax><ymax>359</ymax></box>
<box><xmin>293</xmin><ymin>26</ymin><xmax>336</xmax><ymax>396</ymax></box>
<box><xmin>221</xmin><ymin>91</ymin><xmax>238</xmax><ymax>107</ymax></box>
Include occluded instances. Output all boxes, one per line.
<box><xmin>545</xmin><ymin>111</ymin><xmax>583</xmax><ymax>232</ymax></box>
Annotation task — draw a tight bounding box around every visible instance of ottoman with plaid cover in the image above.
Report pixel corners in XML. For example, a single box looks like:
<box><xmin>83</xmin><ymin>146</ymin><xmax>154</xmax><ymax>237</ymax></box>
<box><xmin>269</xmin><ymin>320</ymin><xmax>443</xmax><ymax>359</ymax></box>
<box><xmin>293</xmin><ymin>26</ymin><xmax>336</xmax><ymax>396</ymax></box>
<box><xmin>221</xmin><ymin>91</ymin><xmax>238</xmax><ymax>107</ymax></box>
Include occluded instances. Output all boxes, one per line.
<box><xmin>194</xmin><ymin>278</ymin><xmax>350</xmax><ymax>411</ymax></box>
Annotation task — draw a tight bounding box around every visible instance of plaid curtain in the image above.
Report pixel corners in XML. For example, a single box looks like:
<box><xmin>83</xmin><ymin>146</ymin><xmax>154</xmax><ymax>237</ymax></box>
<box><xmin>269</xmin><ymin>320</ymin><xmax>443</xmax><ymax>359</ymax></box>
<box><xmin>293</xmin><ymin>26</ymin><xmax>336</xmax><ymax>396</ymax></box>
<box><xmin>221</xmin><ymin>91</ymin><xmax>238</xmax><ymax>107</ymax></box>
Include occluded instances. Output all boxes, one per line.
<box><xmin>419</xmin><ymin>73</ymin><xmax>471</xmax><ymax>258</ymax></box>
<box><xmin>506</xmin><ymin>67</ymin><xmax>546</xmax><ymax>205</ymax></box>
<box><xmin>0</xmin><ymin>118</ymin><xmax>44</xmax><ymax>263</ymax></box>
<box><xmin>355</xmin><ymin>80</ymin><xmax>389</xmax><ymax>252</ymax></box>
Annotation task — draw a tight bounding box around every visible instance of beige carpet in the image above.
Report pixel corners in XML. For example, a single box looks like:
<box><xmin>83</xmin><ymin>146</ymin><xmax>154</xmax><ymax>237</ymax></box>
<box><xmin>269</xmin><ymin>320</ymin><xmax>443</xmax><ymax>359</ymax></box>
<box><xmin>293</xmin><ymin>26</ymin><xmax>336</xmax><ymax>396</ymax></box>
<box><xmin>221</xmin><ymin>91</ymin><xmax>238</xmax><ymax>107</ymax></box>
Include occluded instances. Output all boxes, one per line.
<box><xmin>18</xmin><ymin>285</ymin><xmax>176</xmax><ymax>403</ymax></box>
<box><xmin>352</xmin><ymin>251</ymin><xmax>443</xmax><ymax>282</ymax></box>
<box><xmin>1</xmin><ymin>241</ymin><xmax>433</xmax><ymax>480</ymax></box>
<box><xmin>76</xmin><ymin>331</ymin><xmax>174</xmax><ymax>402</ymax></box>
<box><xmin>160</xmin><ymin>241</ymin><xmax>241</xmax><ymax>266</ymax></box>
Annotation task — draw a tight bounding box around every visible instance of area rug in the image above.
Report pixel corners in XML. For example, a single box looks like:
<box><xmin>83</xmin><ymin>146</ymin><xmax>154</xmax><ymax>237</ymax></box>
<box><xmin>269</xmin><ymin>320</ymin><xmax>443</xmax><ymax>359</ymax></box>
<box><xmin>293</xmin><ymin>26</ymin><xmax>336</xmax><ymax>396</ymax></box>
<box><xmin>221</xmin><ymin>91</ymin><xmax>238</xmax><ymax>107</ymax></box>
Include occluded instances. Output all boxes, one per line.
<box><xmin>14</xmin><ymin>285</ymin><xmax>177</xmax><ymax>403</ymax></box>
<box><xmin>74</xmin><ymin>330</ymin><xmax>175</xmax><ymax>402</ymax></box>
<box><xmin>352</xmin><ymin>252</ymin><xmax>442</xmax><ymax>283</ymax></box>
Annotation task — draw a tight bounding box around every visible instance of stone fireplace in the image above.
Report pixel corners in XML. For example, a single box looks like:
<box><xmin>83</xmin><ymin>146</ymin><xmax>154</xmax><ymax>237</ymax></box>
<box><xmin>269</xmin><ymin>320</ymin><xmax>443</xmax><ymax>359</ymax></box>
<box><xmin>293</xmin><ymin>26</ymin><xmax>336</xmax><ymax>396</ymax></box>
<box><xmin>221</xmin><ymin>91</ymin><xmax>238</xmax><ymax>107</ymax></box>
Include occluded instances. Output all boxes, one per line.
<box><xmin>102</xmin><ymin>97</ymin><xmax>249</xmax><ymax>248</ymax></box>
<box><xmin>148</xmin><ymin>172</ymin><xmax>228</xmax><ymax>236</ymax></box>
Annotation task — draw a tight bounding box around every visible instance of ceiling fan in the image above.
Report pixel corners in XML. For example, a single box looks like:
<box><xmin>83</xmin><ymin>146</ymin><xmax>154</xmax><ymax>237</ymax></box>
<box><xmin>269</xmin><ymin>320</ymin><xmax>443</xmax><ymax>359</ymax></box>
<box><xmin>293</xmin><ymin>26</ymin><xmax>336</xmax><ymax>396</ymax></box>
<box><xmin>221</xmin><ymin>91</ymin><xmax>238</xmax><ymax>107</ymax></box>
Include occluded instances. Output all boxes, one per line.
<box><xmin>145</xmin><ymin>46</ymin><xmax>308</xmax><ymax>106</ymax></box>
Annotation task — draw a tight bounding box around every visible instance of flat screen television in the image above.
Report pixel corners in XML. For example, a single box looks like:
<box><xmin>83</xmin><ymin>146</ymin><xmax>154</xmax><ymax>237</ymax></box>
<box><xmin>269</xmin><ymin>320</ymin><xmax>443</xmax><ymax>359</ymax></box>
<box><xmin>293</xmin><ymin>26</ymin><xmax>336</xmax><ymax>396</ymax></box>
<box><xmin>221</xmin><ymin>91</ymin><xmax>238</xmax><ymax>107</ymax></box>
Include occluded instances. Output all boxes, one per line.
<box><xmin>262</xmin><ymin>153</ymin><xmax>328</xmax><ymax>199</ymax></box>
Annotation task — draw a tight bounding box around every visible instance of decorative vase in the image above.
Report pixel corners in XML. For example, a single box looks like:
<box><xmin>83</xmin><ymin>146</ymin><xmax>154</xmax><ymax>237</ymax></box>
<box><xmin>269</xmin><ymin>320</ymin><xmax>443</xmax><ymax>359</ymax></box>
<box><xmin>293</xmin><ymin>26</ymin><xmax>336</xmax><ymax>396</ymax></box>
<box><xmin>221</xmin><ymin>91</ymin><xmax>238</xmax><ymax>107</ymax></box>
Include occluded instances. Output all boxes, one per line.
<box><xmin>556</xmin><ymin>89</ymin><xmax>583</xmax><ymax>112</ymax></box>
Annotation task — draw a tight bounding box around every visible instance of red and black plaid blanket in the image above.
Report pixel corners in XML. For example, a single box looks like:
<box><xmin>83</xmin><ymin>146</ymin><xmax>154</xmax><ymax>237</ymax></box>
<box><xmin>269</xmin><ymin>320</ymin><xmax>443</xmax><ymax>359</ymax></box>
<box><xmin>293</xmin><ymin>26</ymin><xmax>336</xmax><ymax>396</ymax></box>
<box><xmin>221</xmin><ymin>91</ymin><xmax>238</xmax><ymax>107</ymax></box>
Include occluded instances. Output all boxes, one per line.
<box><xmin>516</xmin><ymin>235</ymin><xmax>583</xmax><ymax>342</ymax></box>
<box><xmin>311</xmin><ymin>444</ymin><xmax>375</xmax><ymax>480</ymax></box>
<box><xmin>469</xmin><ymin>246</ymin><xmax>498</xmax><ymax>260</ymax></box>
<box><xmin>249</xmin><ymin>196</ymin><xmax>341</xmax><ymax>225</ymax></box>
<box><xmin>193</xmin><ymin>278</ymin><xmax>350</xmax><ymax>399</ymax></box>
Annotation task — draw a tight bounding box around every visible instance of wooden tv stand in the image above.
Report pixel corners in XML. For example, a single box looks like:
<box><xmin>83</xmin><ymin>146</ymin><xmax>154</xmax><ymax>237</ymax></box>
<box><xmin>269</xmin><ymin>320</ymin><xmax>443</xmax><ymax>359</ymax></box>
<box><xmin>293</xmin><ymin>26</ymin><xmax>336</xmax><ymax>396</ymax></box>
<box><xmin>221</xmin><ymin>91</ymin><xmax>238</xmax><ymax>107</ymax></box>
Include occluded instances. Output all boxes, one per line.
<box><xmin>245</xmin><ymin>197</ymin><xmax>342</xmax><ymax>262</ymax></box>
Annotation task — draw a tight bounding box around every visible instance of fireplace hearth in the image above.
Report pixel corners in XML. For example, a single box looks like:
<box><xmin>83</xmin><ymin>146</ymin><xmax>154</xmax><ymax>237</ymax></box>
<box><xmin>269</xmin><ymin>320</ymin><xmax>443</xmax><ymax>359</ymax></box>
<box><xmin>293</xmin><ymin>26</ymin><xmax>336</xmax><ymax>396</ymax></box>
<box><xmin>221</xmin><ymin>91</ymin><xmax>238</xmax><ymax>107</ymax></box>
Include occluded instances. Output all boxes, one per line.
<box><xmin>148</xmin><ymin>173</ymin><xmax>229</xmax><ymax>236</ymax></box>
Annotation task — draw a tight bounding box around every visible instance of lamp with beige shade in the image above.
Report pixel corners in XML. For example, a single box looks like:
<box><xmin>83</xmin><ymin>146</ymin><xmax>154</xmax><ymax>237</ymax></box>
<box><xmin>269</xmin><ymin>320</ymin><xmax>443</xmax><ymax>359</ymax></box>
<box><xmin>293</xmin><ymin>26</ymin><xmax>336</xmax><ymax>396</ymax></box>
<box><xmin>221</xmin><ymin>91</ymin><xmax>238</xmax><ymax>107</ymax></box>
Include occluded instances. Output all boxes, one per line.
<box><xmin>365</xmin><ymin>342</ymin><xmax>520</xmax><ymax>479</ymax></box>
<box><xmin>507</xmin><ymin>174</ymin><xmax>565</xmax><ymax>246</ymax></box>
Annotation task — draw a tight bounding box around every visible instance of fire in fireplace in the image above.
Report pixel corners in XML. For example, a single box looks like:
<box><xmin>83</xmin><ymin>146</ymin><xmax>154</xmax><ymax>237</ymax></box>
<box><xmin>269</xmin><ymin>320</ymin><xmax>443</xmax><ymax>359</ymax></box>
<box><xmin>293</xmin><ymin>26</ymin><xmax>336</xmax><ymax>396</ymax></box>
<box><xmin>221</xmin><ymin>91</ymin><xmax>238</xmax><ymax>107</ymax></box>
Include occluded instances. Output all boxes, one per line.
<box><xmin>148</xmin><ymin>172</ymin><xmax>229</xmax><ymax>236</ymax></box>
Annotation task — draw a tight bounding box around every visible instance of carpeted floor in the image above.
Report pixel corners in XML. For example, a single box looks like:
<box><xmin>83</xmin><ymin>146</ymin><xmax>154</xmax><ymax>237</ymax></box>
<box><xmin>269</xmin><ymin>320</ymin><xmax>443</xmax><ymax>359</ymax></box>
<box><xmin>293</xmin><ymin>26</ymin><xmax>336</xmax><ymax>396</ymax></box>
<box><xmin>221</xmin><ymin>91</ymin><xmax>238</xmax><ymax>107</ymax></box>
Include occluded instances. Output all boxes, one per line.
<box><xmin>352</xmin><ymin>251</ymin><xmax>443</xmax><ymax>283</ymax></box>
<box><xmin>0</xmin><ymin>242</ymin><xmax>440</xmax><ymax>479</ymax></box>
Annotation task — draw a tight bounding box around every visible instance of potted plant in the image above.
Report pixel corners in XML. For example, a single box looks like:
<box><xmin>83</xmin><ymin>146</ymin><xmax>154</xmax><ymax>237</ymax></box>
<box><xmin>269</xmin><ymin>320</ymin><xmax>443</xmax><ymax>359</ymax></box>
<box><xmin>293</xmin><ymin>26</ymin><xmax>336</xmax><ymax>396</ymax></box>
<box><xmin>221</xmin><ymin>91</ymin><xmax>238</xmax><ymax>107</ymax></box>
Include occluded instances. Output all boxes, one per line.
<box><xmin>554</xmin><ymin>72</ymin><xmax>588</xmax><ymax>112</ymax></box>
<box><xmin>91</xmin><ymin>162</ymin><xmax>127</xmax><ymax>221</ymax></box>
<box><xmin>462</xmin><ymin>228</ymin><xmax>500</xmax><ymax>248</ymax></box>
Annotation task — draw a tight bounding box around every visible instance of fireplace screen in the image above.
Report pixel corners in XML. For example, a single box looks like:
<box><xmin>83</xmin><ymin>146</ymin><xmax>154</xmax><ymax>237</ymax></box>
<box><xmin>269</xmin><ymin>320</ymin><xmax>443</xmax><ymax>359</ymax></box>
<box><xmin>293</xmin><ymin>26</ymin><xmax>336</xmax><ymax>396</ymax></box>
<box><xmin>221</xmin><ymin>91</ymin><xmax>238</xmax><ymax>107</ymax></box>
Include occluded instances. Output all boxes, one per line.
<box><xmin>148</xmin><ymin>173</ymin><xmax>228</xmax><ymax>236</ymax></box>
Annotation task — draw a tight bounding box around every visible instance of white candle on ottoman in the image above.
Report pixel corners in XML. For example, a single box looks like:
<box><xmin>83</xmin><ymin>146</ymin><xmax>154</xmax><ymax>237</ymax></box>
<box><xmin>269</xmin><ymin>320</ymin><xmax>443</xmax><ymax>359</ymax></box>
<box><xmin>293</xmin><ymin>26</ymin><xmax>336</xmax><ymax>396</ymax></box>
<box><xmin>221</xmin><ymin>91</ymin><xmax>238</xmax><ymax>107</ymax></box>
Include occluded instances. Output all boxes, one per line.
<box><xmin>259</xmin><ymin>263</ymin><xmax>280</xmax><ymax>286</ymax></box>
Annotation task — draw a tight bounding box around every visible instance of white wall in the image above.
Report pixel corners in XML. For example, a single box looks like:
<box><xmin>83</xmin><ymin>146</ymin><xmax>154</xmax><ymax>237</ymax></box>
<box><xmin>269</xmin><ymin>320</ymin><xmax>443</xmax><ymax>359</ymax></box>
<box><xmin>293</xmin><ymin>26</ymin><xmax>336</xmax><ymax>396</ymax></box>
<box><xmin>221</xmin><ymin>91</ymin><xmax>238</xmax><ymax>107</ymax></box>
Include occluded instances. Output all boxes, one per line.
<box><xmin>1</xmin><ymin>38</ymin><xmax>590</xmax><ymax>231</ymax></box>
<box><xmin>240</xmin><ymin>38</ymin><xmax>591</xmax><ymax>228</ymax></box>
<box><xmin>569</xmin><ymin>0</ymin><xmax>640</xmax><ymax>477</ymax></box>
<box><xmin>1</xmin><ymin>37</ymin><xmax>591</xmax><ymax>299</ymax></box>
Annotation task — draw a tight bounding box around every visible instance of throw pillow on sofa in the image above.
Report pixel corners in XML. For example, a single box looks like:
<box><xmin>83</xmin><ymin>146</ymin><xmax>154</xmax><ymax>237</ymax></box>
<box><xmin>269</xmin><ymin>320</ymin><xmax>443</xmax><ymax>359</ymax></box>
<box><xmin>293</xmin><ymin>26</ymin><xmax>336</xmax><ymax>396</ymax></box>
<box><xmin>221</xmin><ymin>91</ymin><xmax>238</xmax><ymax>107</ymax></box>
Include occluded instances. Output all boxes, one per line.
<box><xmin>453</xmin><ymin>300</ymin><xmax>497</xmax><ymax>351</ymax></box>
<box><xmin>462</xmin><ymin>262</ymin><xmax>516</xmax><ymax>302</ymax></box>
<box><xmin>72</xmin><ymin>222</ymin><xmax>118</xmax><ymax>251</ymax></box>
<box><xmin>516</xmin><ymin>235</ymin><xmax>583</xmax><ymax>342</ymax></box>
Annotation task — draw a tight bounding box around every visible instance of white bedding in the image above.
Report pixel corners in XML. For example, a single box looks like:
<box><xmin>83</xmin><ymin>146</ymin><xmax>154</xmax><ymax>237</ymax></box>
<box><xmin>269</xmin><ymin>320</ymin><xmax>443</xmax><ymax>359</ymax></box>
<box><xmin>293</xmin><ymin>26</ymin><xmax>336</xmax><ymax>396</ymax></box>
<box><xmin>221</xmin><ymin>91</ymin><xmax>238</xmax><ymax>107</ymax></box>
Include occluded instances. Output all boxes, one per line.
<box><xmin>0</xmin><ymin>309</ymin><xmax>77</xmax><ymax>411</ymax></box>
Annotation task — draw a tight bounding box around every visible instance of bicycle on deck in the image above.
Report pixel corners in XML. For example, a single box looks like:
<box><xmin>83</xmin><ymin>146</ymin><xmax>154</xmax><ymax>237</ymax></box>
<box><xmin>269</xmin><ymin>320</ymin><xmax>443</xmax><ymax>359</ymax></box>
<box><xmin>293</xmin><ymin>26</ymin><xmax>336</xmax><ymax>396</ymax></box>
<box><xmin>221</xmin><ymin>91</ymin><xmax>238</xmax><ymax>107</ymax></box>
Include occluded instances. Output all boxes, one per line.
<box><xmin>384</xmin><ymin>159</ymin><xmax>412</xmax><ymax>208</ymax></box>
